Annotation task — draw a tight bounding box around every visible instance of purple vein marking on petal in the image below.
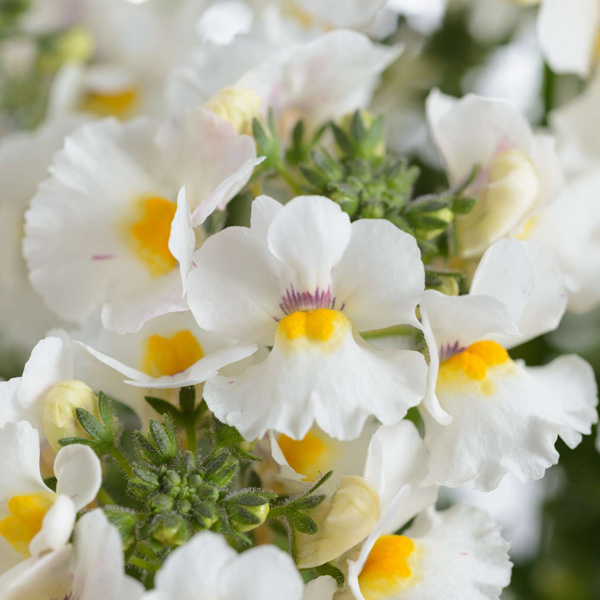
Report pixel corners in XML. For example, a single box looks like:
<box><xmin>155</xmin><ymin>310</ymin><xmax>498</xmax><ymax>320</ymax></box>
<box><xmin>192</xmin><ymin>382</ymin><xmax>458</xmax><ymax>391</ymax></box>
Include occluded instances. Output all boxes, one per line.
<box><xmin>92</xmin><ymin>254</ymin><xmax>115</xmax><ymax>261</ymax></box>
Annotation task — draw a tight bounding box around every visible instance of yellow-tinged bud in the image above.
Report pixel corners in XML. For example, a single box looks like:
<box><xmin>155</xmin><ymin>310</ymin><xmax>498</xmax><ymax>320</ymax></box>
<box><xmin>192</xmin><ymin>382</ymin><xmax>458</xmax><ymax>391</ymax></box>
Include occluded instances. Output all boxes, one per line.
<box><xmin>54</xmin><ymin>27</ymin><xmax>95</xmax><ymax>63</ymax></box>
<box><xmin>456</xmin><ymin>149</ymin><xmax>540</xmax><ymax>258</ymax></box>
<box><xmin>416</xmin><ymin>207</ymin><xmax>454</xmax><ymax>241</ymax></box>
<box><xmin>204</xmin><ymin>87</ymin><xmax>262</xmax><ymax>135</ymax></box>
<box><xmin>42</xmin><ymin>380</ymin><xmax>100</xmax><ymax>452</ymax></box>
<box><xmin>340</xmin><ymin>109</ymin><xmax>386</xmax><ymax>158</ymax></box>
<box><xmin>232</xmin><ymin>502</ymin><xmax>271</xmax><ymax>533</ymax></box>
<box><xmin>295</xmin><ymin>475</ymin><xmax>379</xmax><ymax>569</ymax></box>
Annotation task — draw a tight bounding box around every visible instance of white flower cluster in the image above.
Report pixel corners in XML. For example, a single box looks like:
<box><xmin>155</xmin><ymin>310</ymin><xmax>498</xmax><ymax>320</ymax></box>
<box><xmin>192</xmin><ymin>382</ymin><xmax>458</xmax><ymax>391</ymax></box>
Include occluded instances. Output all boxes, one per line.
<box><xmin>0</xmin><ymin>1</ymin><xmax>598</xmax><ymax>599</ymax></box>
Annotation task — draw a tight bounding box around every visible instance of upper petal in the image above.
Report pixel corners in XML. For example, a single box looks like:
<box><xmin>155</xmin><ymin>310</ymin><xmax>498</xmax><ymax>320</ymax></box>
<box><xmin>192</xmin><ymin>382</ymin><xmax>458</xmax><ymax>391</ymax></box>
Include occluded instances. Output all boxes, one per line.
<box><xmin>55</xmin><ymin>445</ymin><xmax>102</xmax><ymax>512</ymax></box>
<box><xmin>332</xmin><ymin>219</ymin><xmax>424</xmax><ymax>331</ymax></box>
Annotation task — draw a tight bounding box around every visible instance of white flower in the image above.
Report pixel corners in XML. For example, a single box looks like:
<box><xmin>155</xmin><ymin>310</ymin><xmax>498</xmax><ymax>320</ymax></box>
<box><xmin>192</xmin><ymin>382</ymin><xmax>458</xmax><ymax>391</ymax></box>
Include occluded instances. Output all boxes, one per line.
<box><xmin>294</xmin><ymin>420</ymin><xmax>438</xmax><ymax>570</ymax></box>
<box><xmin>426</xmin><ymin>89</ymin><xmax>563</xmax><ymax>258</ymax></box>
<box><xmin>420</xmin><ymin>238</ymin><xmax>598</xmax><ymax>491</ymax></box>
<box><xmin>24</xmin><ymin>108</ymin><xmax>260</xmax><ymax>334</ymax></box>
<box><xmin>0</xmin><ymin>333</ymin><xmax>140</xmax><ymax>444</ymax></box>
<box><xmin>77</xmin><ymin>310</ymin><xmax>257</xmax><ymax>422</ymax></box>
<box><xmin>0</xmin><ymin>509</ymin><xmax>143</xmax><ymax>600</ymax></box>
<box><xmin>143</xmin><ymin>530</ymin><xmax>304</xmax><ymax>600</ymax></box>
<box><xmin>187</xmin><ymin>195</ymin><xmax>428</xmax><ymax>441</ymax></box>
<box><xmin>537</xmin><ymin>0</ymin><xmax>600</xmax><ymax>78</ymax></box>
<box><xmin>171</xmin><ymin>30</ymin><xmax>400</xmax><ymax>138</ymax></box>
<box><xmin>0</xmin><ymin>116</ymin><xmax>87</xmax><ymax>353</ymax></box>
<box><xmin>347</xmin><ymin>504</ymin><xmax>512</xmax><ymax>600</ymax></box>
<box><xmin>0</xmin><ymin>421</ymin><xmax>101</xmax><ymax>571</ymax></box>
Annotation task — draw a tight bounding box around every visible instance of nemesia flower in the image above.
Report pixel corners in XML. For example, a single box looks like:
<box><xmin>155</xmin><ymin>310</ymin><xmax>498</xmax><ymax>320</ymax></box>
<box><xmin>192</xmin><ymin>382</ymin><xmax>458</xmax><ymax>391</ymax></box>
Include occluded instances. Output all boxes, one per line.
<box><xmin>0</xmin><ymin>421</ymin><xmax>101</xmax><ymax>574</ymax></box>
<box><xmin>143</xmin><ymin>530</ymin><xmax>304</xmax><ymax>600</ymax></box>
<box><xmin>24</xmin><ymin>107</ymin><xmax>260</xmax><ymax>333</ymax></box>
<box><xmin>537</xmin><ymin>0</ymin><xmax>600</xmax><ymax>78</ymax></box>
<box><xmin>0</xmin><ymin>115</ymin><xmax>87</xmax><ymax>353</ymax></box>
<box><xmin>294</xmin><ymin>420</ymin><xmax>438</xmax><ymax>570</ymax></box>
<box><xmin>426</xmin><ymin>89</ymin><xmax>563</xmax><ymax>259</ymax></box>
<box><xmin>170</xmin><ymin>29</ymin><xmax>400</xmax><ymax>139</ymax></box>
<box><xmin>187</xmin><ymin>194</ymin><xmax>428</xmax><ymax>441</ymax></box>
<box><xmin>0</xmin><ymin>509</ymin><xmax>143</xmax><ymax>600</ymax></box>
<box><xmin>420</xmin><ymin>238</ymin><xmax>598</xmax><ymax>491</ymax></box>
<box><xmin>77</xmin><ymin>310</ymin><xmax>258</xmax><ymax>423</ymax></box>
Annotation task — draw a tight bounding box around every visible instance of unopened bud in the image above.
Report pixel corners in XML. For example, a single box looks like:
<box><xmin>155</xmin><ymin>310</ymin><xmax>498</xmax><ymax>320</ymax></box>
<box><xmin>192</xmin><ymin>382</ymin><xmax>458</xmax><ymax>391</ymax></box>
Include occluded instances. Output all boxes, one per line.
<box><xmin>416</xmin><ymin>207</ymin><xmax>454</xmax><ymax>241</ymax></box>
<box><xmin>295</xmin><ymin>475</ymin><xmax>379</xmax><ymax>569</ymax></box>
<box><xmin>54</xmin><ymin>26</ymin><xmax>95</xmax><ymax>63</ymax></box>
<box><xmin>152</xmin><ymin>514</ymin><xmax>188</xmax><ymax>547</ymax></box>
<box><xmin>204</xmin><ymin>86</ymin><xmax>262</xmax><ymax>135</ymax></box>
<box><xmin>230</xmin><ymin>501</ymin><xmax>270</xmax><ymax>533</ymax></box>
<box><xmin>43</xmin><ymin>380</ymin><xmax>100</xmax><ymax>452</ymax></box>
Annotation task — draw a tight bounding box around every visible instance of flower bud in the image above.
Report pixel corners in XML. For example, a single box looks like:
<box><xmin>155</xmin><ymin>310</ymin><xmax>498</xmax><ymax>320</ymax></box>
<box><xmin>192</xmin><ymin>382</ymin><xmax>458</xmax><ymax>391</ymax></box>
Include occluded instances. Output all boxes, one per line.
<box><xmin>415</xmin><ymin>207</ymin><xmax>454</xmax><ymax>241</ymax></box>
<box><xmin>230</xmin><ymin>501</ymin><xmax>270</xmax><ymax>533</ymax></box>
<box><xmin>54</xmin><ymin>26</ymin><xmax>95</xmax><ymax>63</ymax></box>
<box><xmin>42</xmin><ymin>380</ymin><xmax>100</xmax><ymax>452</ymax></box>
<box><xmin>456</xmin><ymin>149</ymin><xmax>540</xmax><ymax>258</ymax></box>
<box><xmin>152</xmin><ymin>514</ymin><xmax>188</xmax><ymax>547</ymax></box>
<box><xmin>204</xmin><ymin>87</ymin><xmax>262</xmax><ymax>135</ymax></box>
<box><xmin>295</xmin><ymin>475</ymin><xmax>379</xmax><ymax>569</ymax></box>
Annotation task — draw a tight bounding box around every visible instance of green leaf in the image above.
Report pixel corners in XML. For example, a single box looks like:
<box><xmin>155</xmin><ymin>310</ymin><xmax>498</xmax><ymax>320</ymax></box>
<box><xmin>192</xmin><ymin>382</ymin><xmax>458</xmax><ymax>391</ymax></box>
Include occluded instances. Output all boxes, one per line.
<box><xmin>43</xmin><ymin>476</ymin><xmax>57</xmax><ymax>492</ymax></box>
<box><xmin>305</xmin><ymin>471</ymin><xmax>333</xmax><ymax>495</ymax></box>
<box><xmin>75</xmin><ymin>408</ymin><xmax>106</xmax><ymax>441</ymax></box>
<box><xmin>133</xmin><ymin>431</ymin><xmax>163</xmax><ymax>465</ymax></box>
<box><xmin>98</xmin><ymin>391</ymin><xmax>115</xmax><ymax>437</ymax></box>
<box><xmin>252</xmin><ymin>118</ymin><xmax>271</xmax><ymax>156</ymax></box>
<box><xmin>330</xmin><ymin>123</ymin><xmax>354</xmax><ymax>156</ymax></box>
<box><xmin>452</xmin><ymin>195</ymin><xmax>477</xmax><ymax>214</ymax></box>
<box><xmin>315</xmin><ymin>563</ymin><xmax>345</xmax><ymax>587</ymax></box>
<box><xmin>290</xmin><ymin>494</ymin><xmax>326</xmax><ymax>511</ymax></box>
<box><xmin>287</xmin><ymin>511</ymin><xmax>318</xmax><ymax>535</ymax></box>
<box><xmin>145</xmin><ymin>396</ymin><xmax>182</xmax><ymax>423</ymax></box>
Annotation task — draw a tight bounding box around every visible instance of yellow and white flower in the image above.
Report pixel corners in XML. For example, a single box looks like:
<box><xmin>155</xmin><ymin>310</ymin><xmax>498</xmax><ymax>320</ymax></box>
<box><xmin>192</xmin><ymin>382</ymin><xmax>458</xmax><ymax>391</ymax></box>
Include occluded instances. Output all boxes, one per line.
<box><xmin>426</xmin><ymin>89</ymin><xmax>563</xmax><ymax>259</ymax></box>
<box><xmin>143</xmin><ymin>530</ymin><xmax>303</xmax><ymax>600</ymax></box>
<box><xmin>0</xmin><ymin>116</ymin><xmax>87</xmax><ymax>354</ymax></box>
<box><xmin>0</xmin><ymin>508</ymin><xmax>143</xmax><ymax>600</ymax></box>
<box><xmin>24</xmin><ymin>108</ymin><xmax>261</xmax><ymax>334</ymax></box>
<box><xmin>420</xmin><ymin>238</ymin><xmax>598</xmax><ymax>490</ymax></box>
<box><xmin>0</xmin><ymin>421</ymin><xmax>101</xmax><ymax>576</ymax></box>
<box><xmin>187</xmin><ymin>195</ymin><xmax>428</xmax><ymax>441</ymax></box>
<box><xmin>171</xmin><ymin>30</ymin><xmax>400</xmax><ymax>139</ymax></box>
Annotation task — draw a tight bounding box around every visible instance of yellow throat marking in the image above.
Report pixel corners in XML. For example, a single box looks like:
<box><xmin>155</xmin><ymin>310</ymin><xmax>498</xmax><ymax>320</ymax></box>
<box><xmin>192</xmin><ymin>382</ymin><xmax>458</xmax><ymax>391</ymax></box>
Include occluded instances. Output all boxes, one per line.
<box><xmin>80</xmin><ymin>87</ymin><xmax>139</xmax><ymax>119</ymax></box>
<box><xmin>0</xmin><ymin>493</ymin><xmax>56</xmax><ymax>556</ymax></box>
<box><xmin>440</xmin><ymin>341</ymin><xmax>509</xmax><ymax>382</ymax></box>
<box><xmin>277</xmin><ymin>430</ymin><xmax>335</xmax><ymax>481</ymax></box>
<box><xmin>359</xmin><ymin>535</ymin><xmax>418</xmax><ymax>599</ymax></box>
<box><xmin>143</xmin><ymin>330</ymin><xmax>204</xmax><ymax>377</ymax></box>
<box><xmin>278</xmin><ymin>309</ymin><xmax>348</xmax><ymax>346</ymax></box>
<box><xmin>128</xmin><ymin>196</ymin><xmax>177</xmax><ymax>277</ymax></box>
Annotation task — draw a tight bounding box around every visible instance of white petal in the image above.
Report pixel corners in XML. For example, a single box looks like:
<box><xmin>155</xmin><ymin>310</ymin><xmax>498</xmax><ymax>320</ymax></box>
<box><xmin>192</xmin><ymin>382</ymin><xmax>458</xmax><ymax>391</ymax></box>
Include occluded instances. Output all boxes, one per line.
<box><xmin>204</xmin><ymin>327</ymin><xmax>427</xmax><ymax>441</ymax></box>
<box><xmin>332</xmin><ymin>219</ymin><xmax>424</xmax><ymax>330</ymax></box>
<box><xmin>529</xmin><ymin>172</ymin><xmax>600</xmax><ymax>313</ymax></box>
<box><xmin>538</xmin><ymin>0</ymin><xmax>599</xmax><ymax>77</ymax></box>
<box><xmin>219</xmin><ymin>545</ymin><xmax>304</xmax><ymax>600</ymax></box>
<box><xmin>0</xmin><ymin>546</ymin><xmax>72</xmax><ymax>600</ymax></box>
<box><xmin>188</xmin><ymin>226</ymin><xmax>281</xmax><ymax>345</ymax></box>
<box><xmin>18</xmin><ymin>336</ymin><xmax>74</xmax><ymax>430</ymax></box>
<box><xmin>471</xmin><ymin>239</ymin><xmax>567</xmax><ymax>347</ymax></box>
<box><xmin>29</xmin><ymin>495</ymin><xmax>75</xmax><ymax>557</ymax></box>
<box><xmin>295</xmin><ymin>0</ymin><xmax>387</xmax><ymax>29</ymax></box>
<box><xmin>250</xmin><ymin>195</ymin><xmax>283</xmax><ymax>245</ymax></box>
<box><xmin>0</xmin><ymin>421</ymin><xmax>47</xmax><ymax>510</ymax></box>
<box><xmin>72</xmin><ymin>510</ymin><xmax>145</xmax><ymax>600</ymax></box>
<box><xmin>422</xmin><ymin>355</ymin><xmax>598</xmax><ymax>491</ymax></box>
<box><xmin>55</xmin><ymin>445</ymin><xmax>102</xmax><ymax>511</ymax></box>
<box><xmin>196</xmin><ymin>0</ymin><xmax>253</xmax><ymax>45</ymax></box>
<box><xmin>238</xmin><ymin>30</ymin><xmax>400</xmax><ymax>129</ymax></box>
<box><xmin>24</xmin><ymin>118</ymin><xmax>175</xmax><ymax>325</ymax></box>
<box><xmin>363</xmin><ymin>421</ymin><xmax>438</xmax><ymax>531</ymax></box>
<box><xmin>151</xmin><ymin>531</ymin><xmax>236</xmax><ymax>600</ymax></box>
<box><xmin>303</xmin><ymin>576</ymin><xmax>337</xmax><ymax>600</ymax></box>
<box><xmin>156</xmin><ymin>107</ymin><xmax>260</xmax><ymax>225</ymax></box>
<box><xmin>267</xmin><ymin>196</ymin><xmax>352</xmax><ymax>294</ymax></box>
<box><xmin>0</xmin><ymin>379</ymin><xmax>24</xmax><ymax>428</ymax></box>
<box><xmin>168</xmin><ymin>187</ymin><xmax>196</xmax><ymax>295</ymax></box>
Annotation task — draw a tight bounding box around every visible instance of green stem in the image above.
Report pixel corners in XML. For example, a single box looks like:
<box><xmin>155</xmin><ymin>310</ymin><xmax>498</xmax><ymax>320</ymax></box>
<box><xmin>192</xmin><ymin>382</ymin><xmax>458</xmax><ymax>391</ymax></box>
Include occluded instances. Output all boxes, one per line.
<box><xmin>274</xmin><ymin>160</ymin><xmax>302</xmax><ymax>195</ymax></box>
<box><xmin>109</xmin><ymin>446</ymin><xmax>133</xmax><ymax>478</ymax></box>
<box><xmin>185</xmin><ymin>420</ymin><xmax>198</xmax><ymax>454</ymax></box>
<box><xmin>97</xmin><ymin>487</ymin><xmax>116</xmax><ymax>506</ymax></box>
<box><xmin>362</xmin><ymin>325</ymin><xmax>420</xmax><ymax>340</ymax></box>
<box><xmin>541</xmin><ymin>62</ymin><xmax>556</xmax><ymax>126</ymax></box>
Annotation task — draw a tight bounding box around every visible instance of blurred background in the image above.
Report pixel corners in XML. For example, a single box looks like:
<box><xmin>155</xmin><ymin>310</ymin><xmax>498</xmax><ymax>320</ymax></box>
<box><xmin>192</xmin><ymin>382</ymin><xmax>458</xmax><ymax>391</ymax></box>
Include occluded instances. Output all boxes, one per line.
<box><xmin>0</xmin><ymin>1</ymin><xmax>598</xmax><ymax>598</ymax></box>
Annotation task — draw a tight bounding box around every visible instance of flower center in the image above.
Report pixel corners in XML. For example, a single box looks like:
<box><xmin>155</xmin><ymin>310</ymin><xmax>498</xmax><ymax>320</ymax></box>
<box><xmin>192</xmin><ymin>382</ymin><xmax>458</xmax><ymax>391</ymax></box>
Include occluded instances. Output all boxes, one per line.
<box><xmin>279</xmin><ymin>309</ymin><xmax>347</xmax><ymax>342</ymax></box>
<box><xmin>143</xmin><ymin>330</ymin><xmax>204</xmax><ymax>377</ymax></box>
<box><xmin>359</xmin><ymin>535</ymin><xmax>417</xmax><ymax>599</ymax></box>
<box><xmin>0</xmin><ymin>493</ymin><xmax>56</xmax><ymax>556</ymax></box>
<box><xmin>440</xmin><ymin>340</ymin><xmax>509</xmax><ymax>382</ymax></box>
<box><xmin>277</xmin><ymin>430</ymin><xmax>336</xmax><ymax>481</ymax></box>
<box><xmin>128</xmin><ymin>196</ymin><xmax>177</xmax><ymax>277</ymax></box>
<box><xmin>79</xmin><ymin>87</ymin><xmax>139</xmax><ymax>119</ymax></box>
